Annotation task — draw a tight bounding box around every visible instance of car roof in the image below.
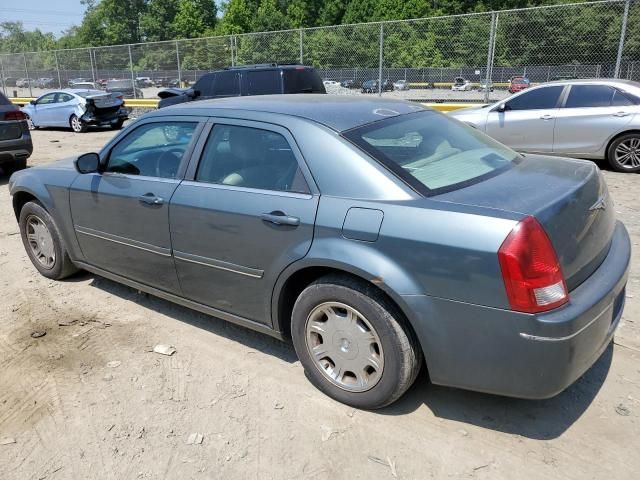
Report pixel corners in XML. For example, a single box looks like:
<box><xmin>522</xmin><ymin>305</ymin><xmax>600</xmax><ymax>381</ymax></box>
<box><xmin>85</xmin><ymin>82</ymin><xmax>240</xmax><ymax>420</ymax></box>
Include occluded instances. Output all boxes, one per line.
<box><xmin>150</xmin><ymin>94</ymin><xmax>427</xmax><ymax>132</ymax></box>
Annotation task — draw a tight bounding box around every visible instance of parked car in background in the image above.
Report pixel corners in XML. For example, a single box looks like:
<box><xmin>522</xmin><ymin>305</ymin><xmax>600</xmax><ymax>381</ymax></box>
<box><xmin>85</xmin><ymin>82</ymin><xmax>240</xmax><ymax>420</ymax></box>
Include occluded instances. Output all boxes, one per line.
<box><xmin>9</xmin><ymin>95</ymin><xmax>630</xmax><ymax>409</ymax></box>
<box><xmin>450</xmin><ymin>79</ymin><xmax>640</xmax><ymax>172</ymax></box>
<box><xmin>508</xmin><ymin>76</ymin><xmax>530</xmax><ymax>93</ymax></box>
<box><xmin>16</xmin><ymin>78</ymin><xmax>33</xmax><ymax>88</ymax></box>
<box><xmin>323</xmin><ymin>80</ymin><xmax>339</xmax><ymax>87</ymax></box>
<box><xmin>393</xmin><ymin>79</ymin><xmax>410</xmax><ymax>91</ymax></box>
<box><xmin>96</xmin><ymin>79</ymin><xmax>109</xmax><ymax>88</ymax></box>
<box><xmin>22</xmin><ymin>89</ymin><xmax>128</xmax><ymax>133</ymax></box>
<box><xmin>157</xmin><ymin>64</ymin><xmax>325</xmax><ymax>109</ymax></box>
<box><xmin>0</xmin><ymin>90</ymin><xmax>32</xmax><ymax>174</ymax></box>
<box><xmin>2</xmin><ymin>77</ymin><xmax>17</xmax><ymax>87</ymax></box>
<box><xmin>478</xmin><ymin>80</ymin><xmax>494</xmax><ymax>92</ymax></box>
<box><xmin>451</xmin><ymin>77</ymin><xmax>472</xmax><ymax>91</ymax></box>
<box><xmin>68</xmin><ymin>78</ymin><xmax>91</xmax><ymax>88</ymax></box>
<box><xmin>70</xmin><ymin>82</ymin><xmax>99</xmax><ymax>90</ymax></box>
<box><xmin>340</xmin><ymin>79</ymin><xmax>361</xmax><ymax>89</ymax></box>
<box><xmin>35</xmin><ymin>78</ymin><xmax>56</xmax><ymax>89</ymax></box>
<box><xmin>136</xmin><ymin>77</ymin><xmax>154</xmax><ymax>88</ymax></box>
<box><xmin>361</xmin><ymin>79</ymin><xmax>393</xmax><ymax>93</ymax></box>
<box><xmin>106</xmin><ymin>79</ymin><xmax>143</xmax><ymax>99</ymax></box>
<box><xmin>154</xmin><ymin>77</ymin><xmax>174</xmax><ymax>87</ymax></box>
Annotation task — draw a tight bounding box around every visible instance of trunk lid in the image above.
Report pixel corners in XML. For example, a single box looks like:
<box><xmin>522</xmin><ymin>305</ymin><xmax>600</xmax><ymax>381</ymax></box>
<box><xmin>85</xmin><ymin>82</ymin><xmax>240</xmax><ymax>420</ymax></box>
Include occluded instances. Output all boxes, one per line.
<box><xmin>85</xmin><ymin>92</ymin><xmax>120</xmax><ymax>109</ymax></box>
<box><xmin>435</xmin><ymin>154</ymin><xmax>615</xmax><ymax>291</ymax></box>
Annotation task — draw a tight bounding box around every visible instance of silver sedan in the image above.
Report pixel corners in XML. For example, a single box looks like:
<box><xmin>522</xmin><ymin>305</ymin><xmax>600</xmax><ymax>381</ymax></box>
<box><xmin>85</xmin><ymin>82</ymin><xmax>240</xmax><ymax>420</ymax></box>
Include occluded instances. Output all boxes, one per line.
<box><xmin>450</xmin><ymin>79</ymin><xmax>640</xmax><ymax>172</ymax></box>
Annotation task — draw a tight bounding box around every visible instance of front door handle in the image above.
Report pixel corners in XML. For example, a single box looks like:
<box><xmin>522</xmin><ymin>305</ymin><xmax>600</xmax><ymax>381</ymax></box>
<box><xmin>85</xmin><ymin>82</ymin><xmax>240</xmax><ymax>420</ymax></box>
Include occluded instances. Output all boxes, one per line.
<box><xmin>613</xmin><ymin>111</ymin><xmax>630</xmax><ymax>117</ymax></box>
<box><xmin>139</xmin><ymin>193</ymin><xmax>164</xmax><ymax>205</ymax></box>
<box><xmin>260</xmin><ymin>211</ymin><xmax>300</xmax><ymax>226</ymax></box>
<box><xmin>540</xmin><ymin>114</ymin><xmax>554</xmax><ymax>120</ymax></box>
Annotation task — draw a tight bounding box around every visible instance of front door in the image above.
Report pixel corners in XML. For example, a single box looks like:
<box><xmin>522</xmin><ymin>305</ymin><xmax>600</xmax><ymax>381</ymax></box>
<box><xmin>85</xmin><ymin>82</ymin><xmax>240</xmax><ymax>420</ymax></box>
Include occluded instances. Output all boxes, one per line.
<box><xmin>69</xmin><ymin>119</ymin><xmax>202</xmax><ymax>292</ymax></box>
<box><xmin>170</xmin><ymin>121</ymin><xmax>319</xmax><ymax>325</ymax></box>
<box><xmin>485</xmin><ymin>85</ymin><xmax>565</xmax><ymax>153</ymax></box>
<box><xmin>30</xmin><ymin>92</ymin><xmax>58</xmax><ymax>126</ymax></box>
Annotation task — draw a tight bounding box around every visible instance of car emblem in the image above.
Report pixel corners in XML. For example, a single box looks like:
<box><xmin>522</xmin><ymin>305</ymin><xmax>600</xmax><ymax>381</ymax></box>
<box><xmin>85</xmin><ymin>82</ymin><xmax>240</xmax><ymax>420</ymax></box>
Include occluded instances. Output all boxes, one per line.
<box><xmin>589</xmin><ymin>195</ymin><xmax>607</xmax><ymax>211</ymax></box>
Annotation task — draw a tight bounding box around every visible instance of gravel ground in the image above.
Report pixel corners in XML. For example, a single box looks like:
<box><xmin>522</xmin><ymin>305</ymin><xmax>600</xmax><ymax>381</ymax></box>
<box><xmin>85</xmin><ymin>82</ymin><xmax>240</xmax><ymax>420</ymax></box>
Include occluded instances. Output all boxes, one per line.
<box><xmin>0</xmin><ymin>128</ymin><xmax>638</xmax><ymax>480</ymax></box>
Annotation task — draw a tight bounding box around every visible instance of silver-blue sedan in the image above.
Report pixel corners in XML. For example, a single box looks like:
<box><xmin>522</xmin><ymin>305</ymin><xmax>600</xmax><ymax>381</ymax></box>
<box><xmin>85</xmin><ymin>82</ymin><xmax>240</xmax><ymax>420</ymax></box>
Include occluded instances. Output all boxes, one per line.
<box><xmin>21</xmin><ymin>89</ymin><xmax>128</xmax><ymax>133</ymax></box>
<box><xmin>8</xmin><ymin>96</ymin><xmax>631</xmax><ymax>409</ymax></box>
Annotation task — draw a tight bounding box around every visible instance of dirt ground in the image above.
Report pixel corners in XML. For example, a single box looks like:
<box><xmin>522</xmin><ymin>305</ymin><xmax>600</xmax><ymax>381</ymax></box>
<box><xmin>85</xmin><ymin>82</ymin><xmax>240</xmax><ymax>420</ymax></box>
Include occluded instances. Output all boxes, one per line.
<box><xmin>0</xmin><ymin>127</ymin><xmax>639</xmax><ymax>480</ymax></box>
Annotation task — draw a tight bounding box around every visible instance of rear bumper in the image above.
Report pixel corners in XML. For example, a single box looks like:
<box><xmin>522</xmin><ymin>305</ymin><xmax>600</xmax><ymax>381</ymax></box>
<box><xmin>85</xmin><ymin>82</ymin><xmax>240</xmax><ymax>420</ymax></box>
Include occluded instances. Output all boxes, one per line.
<box><xmin>0</xmin><ymin>134</ymin><xmax>33</xmax><ymax>165</ymax></box>
<box><xmin>403</xmin><ymin>220</ymin><xmax>631</xmax><ymax>399</ymax></box>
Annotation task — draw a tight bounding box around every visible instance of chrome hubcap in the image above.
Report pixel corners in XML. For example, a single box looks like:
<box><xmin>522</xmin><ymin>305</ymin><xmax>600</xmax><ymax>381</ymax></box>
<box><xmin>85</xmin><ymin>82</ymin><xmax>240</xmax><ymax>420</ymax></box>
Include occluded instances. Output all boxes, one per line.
<box><xmin>615</xmin><ymin>138</ymin><xmax>640</xmax><ymax>169</ymax></box>
<box><xmin>305</xmin><ymin>302</ymin><xmax>384</xmax><ymax>392</ymax></box>
<box><xmin>26</xmin><ymin>215</ymin><xmax>56</xmax><ymax>269</ymax></box>
<box><xmin>71</xmin><ymin>116</ymin><xmax>81</xmax><ymax>132</ymax></box>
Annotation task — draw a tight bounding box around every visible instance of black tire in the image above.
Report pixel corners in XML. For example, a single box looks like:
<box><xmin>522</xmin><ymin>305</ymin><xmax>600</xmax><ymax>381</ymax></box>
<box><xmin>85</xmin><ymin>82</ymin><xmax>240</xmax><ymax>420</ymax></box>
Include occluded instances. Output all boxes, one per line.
<box><xmin>111</xmin><ymin>120</ymin><xmax>125</xmax><ymax>130</ymax></box>
<box><xmin>291</xmin><ymin>274</ymin><xmax>422</xmax><ymax>409</ymax></box>
<box><xmin>19</xmin><ymin>201</ymin><xmax>79</xmax><ymax>280</ymax></box>
<box><xmin>70</xmin><ymin>114</ymin><xmax>87</xmax><ymax>133</ymax></box>
<box><xmin>607</xmin><ymin>133</ymin><xmax>640</xmax><ymax>173</ymax></box>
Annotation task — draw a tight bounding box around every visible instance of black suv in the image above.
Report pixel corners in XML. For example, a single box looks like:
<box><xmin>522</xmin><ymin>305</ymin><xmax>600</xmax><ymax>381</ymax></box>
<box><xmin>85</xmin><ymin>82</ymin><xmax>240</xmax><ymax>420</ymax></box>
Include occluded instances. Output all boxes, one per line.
<box><xmin>158</xmin><ymin>64</ymin><xmax>326</xmax><ymax>109</ymax></box>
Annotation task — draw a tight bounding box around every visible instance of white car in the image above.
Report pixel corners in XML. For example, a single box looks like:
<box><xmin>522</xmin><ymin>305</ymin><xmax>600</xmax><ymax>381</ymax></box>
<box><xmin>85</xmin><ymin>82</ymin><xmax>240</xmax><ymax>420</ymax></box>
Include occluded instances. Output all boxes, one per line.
<box><xmin>451</xmin><ymin>77</ymin><xmax>472</xmax><ymax>91</ymax></box>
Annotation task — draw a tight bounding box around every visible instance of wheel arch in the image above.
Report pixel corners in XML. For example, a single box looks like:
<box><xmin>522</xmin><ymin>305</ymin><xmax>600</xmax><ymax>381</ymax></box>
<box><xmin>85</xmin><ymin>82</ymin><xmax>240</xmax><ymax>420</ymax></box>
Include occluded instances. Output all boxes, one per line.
<box><xmin>272</xmin><ymin>261</ymin><xmax>424</xmax><ymax>363</ymax></box>
<box><xmin>605</xmin><ymin>129</ymin><xmax>640</xmax><ymax>159</ymax></box>
<box><xmin>12</xmin><ymin>189</ymin><xmax>44</xmax><ymax>221</ymax></box>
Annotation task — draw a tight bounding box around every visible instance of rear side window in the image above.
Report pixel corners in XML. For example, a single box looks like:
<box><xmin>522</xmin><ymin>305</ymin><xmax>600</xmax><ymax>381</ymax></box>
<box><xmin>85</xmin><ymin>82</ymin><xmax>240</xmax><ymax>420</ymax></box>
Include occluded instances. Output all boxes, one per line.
<box><xmin>213</xmin><ymin>71</ymin><xmax>240</xmax><ymax>96</ymax></box>
<box><xmin>283</xmin><ymin>69</ymin><xmax>326</xmax><ymax>94</ymax></box>
<box><xmin>196</xmin><ymin>124</ymin><xmax>309</xmax><ymax>193</ymax></box>
<box><xmin>245</xmin><ymin>70</ymin><xmax>282</xmax><ymax>95</ymax></box>
<box><xmin>565</xmin><ymin>84</ymin><xmax>634</xmax><ymax>108</ymax></box>
<box><xmin>505</xmin><ymin>86</ymin><xmax>563</xmax><ymax>111</ymax></box>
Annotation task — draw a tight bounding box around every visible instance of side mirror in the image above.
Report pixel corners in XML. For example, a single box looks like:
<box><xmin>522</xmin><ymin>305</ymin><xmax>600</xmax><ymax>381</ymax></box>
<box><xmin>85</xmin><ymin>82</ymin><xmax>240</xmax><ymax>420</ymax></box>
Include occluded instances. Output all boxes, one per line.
<box><xmin>75</xmin><ymin>152</ymin><xmax>100</xmax><ymax>174</ymax></box>
<box><xmin>30</xmin><ymin>100</ymin><xmax>36</xmax><ymax>105</ymax></box>
<box><xmin>190</xmin><ymin>89</ymin><xmax>201</xmax><ymax>98</ymax></box>
<box><xmin>497</xmin><ymin>103</ymin><xmax>507</xmax><ymax>112</ymax></box>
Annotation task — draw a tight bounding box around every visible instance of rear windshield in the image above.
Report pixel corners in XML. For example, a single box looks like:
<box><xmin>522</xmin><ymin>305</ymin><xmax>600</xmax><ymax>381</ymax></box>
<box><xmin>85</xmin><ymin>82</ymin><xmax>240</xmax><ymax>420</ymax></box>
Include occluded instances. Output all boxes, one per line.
<box><xmin>283</xmin><ymin>69</ymin><xmax>325</xmax><ymax>94</ymax></box>
<box><xmin>344</xmin><ymin>111</ymin><xmax>519</xmax><ymax>195</ymax></box>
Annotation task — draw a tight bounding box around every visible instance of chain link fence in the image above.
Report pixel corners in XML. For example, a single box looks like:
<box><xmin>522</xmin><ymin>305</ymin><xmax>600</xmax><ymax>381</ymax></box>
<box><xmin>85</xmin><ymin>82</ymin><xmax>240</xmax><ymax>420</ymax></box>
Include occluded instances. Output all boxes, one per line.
<box><xmin>1</xmin><ymin>0</ymin><xmax>639</xmax><ymax>103</ymax></box>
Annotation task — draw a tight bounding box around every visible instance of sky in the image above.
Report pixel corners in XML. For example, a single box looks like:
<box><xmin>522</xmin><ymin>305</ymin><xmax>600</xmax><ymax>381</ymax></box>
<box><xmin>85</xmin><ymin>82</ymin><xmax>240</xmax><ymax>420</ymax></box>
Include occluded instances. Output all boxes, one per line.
<box><xmin>0</xmin><ymin>1</ymin><xmax>223</xmax><ymax>37</ymax></box>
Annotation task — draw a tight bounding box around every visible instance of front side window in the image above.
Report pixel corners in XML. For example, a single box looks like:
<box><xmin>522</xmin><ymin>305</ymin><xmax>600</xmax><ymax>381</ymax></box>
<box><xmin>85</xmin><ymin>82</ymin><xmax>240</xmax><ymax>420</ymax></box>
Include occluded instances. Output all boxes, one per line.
<box><xmin>106</xmin><ymin>122</ymin><xmax>197</xmax><ymax>178</ymax></box>
<box><xmin>565</xmin><ymin>84</ymin><xmax>634</xmax><ymax>108</ymax></box>
<box><xmin>37</xmin><ymin>93</ymin><xmax>57</xmax><ymax>105</ymax></box>
<box><xmin>196</xmin><ymin>124</ymin><xmax>309</xmax><ymax>193</ymax></box>
<box><xmin>505</xmin><ymin>86</ymin><xmax>563</xmax><ymax>111</ymax></box>
<box><xmin>213</xmin><ymin>72</ymin><xmax>240</xmax><ymax>96</ymax></box>
<box><xmin>344</xmin><ymin>111</ymin><xmax>518</xmax><ymax>193</ymax></box>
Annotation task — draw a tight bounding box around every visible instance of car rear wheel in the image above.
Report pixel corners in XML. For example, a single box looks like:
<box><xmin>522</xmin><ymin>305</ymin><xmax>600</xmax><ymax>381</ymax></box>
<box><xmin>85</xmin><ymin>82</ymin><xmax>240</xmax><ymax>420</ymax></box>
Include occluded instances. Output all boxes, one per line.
<box><xmin>291</xmin><ymin>274</ymin><xmax>422</xmax><ymax>409</ymax></box>
<box><xmin>607</xmin><ymin>133</ymin><xmax>640</xmax><ymax>172</ymax></box>
<box><xmin>19</xmin><ymin>201</ymin><xmax>79</xmax><ymax>280</ymax></box>
<box><xmin>70</xmin><ymin>114</ymin><xmax>87</xmax><ymax>133</ymax></box>
<box><xmin>111</xmin><ymin>120</ymin><xmax>125</xmax><ymax>130</ymax></box>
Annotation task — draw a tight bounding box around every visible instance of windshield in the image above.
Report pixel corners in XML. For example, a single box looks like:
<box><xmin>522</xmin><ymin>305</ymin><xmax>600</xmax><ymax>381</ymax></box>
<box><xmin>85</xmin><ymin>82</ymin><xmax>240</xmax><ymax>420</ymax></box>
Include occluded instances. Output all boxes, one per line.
<box><xmin>344</xmin><ymin>111</ymin><xmax>519</xmax><ymax>194</ymax></box>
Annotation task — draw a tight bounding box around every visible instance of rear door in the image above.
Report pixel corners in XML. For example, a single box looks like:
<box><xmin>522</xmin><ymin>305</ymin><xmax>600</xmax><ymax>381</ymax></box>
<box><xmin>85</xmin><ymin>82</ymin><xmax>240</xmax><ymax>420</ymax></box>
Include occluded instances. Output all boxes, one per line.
<box><xmin>485</xmin><ymin>85</ymin><xmax>565</xmax><ymax>153</ymax></box>
<box><xmin>242</xmin><ymin>70</ymin><xmax>282</xmax><ymax>96</ymax></box>
<box><xmin>553</xmin><ymin>84</ymin><xmax>636</xmax><ymax>155</ymax></box>
<box><xmin>169</xmin><ymin>119</ymin><xmax>319</xmax><ymax>325</ymax></box>
<box><xmin>69</xmin><ymin>117</ymin><xmax>204</xmax><ymax>292</ymax></box>
<box><xmin>49</xmin><ymin>92</ymin><xmax>76</xmax><ymax>127</ymax></box>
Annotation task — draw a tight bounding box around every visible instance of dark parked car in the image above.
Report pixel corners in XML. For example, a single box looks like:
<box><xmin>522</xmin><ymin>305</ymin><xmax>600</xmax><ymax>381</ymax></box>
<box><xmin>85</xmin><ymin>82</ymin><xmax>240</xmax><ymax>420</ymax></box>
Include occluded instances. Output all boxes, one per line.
<box><xmin>154</xmin><ymin>77</ymin><xmax>177</xmax><ymax>88</ymax></box>
<box><xmin>340</xmin><ymin>79</ymin><xmax>362</xmax><ymax>89</ymax></box>
<box><xmin>9</xmin><ymin>95</ymin><xmax>630</xmax><ymax>409</ymax></box>
<box><xmin>361</xmin><ymin>79</ymin><xmax>393</xmax><ymax>93</ymax></box>
<box><xmin>0</xmin><ymin>91</ymin><xmax>32</xmax><ymax>174</ymax></box>
<box><xmin>157</xmin><ymin>64</ymin><xmax>326</xmax><ymax>108</ymax></box>
<box><xmin>106</xmin><ymin>79</ymin><xmax>144</xmax><ymax>99</ymax></box>
<box><xmin>2</xmin><ymin>77</ymin><xmax>17</xmax><ymax>87</ymax></box>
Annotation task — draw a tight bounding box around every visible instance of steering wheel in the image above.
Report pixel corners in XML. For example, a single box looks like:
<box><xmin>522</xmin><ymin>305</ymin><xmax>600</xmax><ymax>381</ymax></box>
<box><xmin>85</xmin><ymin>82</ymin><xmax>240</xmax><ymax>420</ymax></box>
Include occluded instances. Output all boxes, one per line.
<box><xmin>155</xmin><ymin>148</ymin><xmax>184</xmax><ymax>178</ymax></box>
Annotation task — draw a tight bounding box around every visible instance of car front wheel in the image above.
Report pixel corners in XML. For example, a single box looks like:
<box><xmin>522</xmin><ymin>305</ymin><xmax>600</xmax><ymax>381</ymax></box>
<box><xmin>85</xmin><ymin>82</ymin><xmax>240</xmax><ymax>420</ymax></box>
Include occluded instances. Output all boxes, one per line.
<box><xmin>607</xmin><ymin>133</ymin><xmax>640</xmax><ymax>172</ymax></box>
<box><xmin>70</xmin><ymin>114</ymin><xmax>87</xmax><ymax>133</ymax></box>
<box><xmin>291</xmin><ymin>274</ymin><xmax>422</xmax><ymax>409</ymax></box>
<box><xmin>19</xmin><ymin>201</ymin><xmax>79</xmax><ymax>280</ymax></box>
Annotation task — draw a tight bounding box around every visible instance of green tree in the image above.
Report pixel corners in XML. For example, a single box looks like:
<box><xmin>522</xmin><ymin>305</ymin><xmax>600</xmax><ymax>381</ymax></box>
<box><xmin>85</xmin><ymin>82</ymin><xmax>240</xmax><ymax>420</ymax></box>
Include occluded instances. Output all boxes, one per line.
<box><xmin>173</xmin><ymin>0</ymin><xmax>218</xmax><ymax>38</ymax></box>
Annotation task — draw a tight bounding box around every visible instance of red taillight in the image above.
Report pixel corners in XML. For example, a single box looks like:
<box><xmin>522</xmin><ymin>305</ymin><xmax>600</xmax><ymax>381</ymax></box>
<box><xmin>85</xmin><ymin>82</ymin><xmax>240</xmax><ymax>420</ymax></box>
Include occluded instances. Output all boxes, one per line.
<box><xmin>498</xmin><ymin>216</ymin><xmax>568</xmax><ymax>313</ymax></box>
<box><xmin>4</xmin><ymin>110</ymin><xmax>26</xmax><ymax>121</ymax></box>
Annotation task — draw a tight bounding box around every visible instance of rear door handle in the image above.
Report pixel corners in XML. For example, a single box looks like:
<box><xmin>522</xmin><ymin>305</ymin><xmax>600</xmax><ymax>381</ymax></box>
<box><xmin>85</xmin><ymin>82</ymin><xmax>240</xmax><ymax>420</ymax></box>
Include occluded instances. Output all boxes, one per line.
<box><xmin>139</xmin><ymin>193</ymin><xmax>164</xmax><ymax>205</ymax></box>
<box><xmin>613</xmin><ymin>111</ymin><xmax>630</xmax><ymax>117</ymax></box>
<box><xmin>540</xmin><ymin>114</ymin><xmax>554</xmax><ymax>120</ymax></box>
<box><xmin>260</xmin><ymin>211</ymin><xmax>300</xmax><ymax>226</ymax></box>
